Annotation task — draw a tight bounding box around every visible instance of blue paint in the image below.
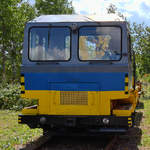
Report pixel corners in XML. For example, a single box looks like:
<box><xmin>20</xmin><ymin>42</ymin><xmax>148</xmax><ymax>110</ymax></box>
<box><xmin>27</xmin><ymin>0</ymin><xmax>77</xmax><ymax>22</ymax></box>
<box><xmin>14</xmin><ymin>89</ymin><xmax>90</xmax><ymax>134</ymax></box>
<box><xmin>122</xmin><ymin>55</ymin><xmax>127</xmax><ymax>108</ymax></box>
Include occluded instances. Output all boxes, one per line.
<box><xmin>24</xmin><ymin>72</ymin><xmax>126</xmax><ymax>91</ymax></box>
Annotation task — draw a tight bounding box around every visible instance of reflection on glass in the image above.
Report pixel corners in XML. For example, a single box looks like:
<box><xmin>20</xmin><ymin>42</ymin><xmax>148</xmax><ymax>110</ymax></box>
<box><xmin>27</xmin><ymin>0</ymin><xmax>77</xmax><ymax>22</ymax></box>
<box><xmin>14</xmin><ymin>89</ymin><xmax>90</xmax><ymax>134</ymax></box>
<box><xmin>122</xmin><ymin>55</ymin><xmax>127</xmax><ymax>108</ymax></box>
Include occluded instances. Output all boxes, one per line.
<box><xmin>79</xmin><ymin>27</ymin><xmax>121</xmax><ymax>60</ymax></box>
<box><xmin>29</xmin><ymin>27</ymin><xmax>70</xmax><ymax>61</ymax></box>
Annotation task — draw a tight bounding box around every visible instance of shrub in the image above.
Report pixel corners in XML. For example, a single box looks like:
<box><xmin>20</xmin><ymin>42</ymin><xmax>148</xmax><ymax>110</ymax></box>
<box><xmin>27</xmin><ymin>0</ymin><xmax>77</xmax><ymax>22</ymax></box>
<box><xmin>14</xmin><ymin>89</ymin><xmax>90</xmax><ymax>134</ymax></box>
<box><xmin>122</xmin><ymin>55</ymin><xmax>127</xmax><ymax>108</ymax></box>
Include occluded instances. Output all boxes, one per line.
<box><xmin>143</xmin><ymin>74</ymin><xmax>150</xmax><ymax>83</ymax></box>
<box><xmin>0</xmin><ymin>84</ymin><xmax>37</xmax><ymax>111</ymax></box>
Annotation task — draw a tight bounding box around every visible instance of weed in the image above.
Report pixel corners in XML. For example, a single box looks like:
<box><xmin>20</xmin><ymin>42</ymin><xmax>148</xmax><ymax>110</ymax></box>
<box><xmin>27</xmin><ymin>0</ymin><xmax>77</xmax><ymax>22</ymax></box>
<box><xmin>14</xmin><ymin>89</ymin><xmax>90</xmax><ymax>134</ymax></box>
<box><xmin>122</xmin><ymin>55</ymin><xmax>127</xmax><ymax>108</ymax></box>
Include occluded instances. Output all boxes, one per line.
<box><xmin>0</xmin><ymin>110</ymin><xmax>42</xmax><ymax>150</ymax></box>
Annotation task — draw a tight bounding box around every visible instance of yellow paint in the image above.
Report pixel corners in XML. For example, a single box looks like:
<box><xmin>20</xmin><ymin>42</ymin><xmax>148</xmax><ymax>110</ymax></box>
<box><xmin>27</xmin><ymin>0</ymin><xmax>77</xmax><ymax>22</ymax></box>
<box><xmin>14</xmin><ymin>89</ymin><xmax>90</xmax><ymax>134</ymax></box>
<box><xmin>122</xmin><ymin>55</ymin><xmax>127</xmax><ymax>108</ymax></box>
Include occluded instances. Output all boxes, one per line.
<box><xmin>22</xmin><ymin>108</ymin><xmax>38</xmax><ymax>115</ymax></box>
<box><xmin>113</xmin><ymin>109</ymin><xmax>132</xmax><ymax>116</ymax></box>
<box><xmin>20</xmin><ymin>75</ymin><xmax>25</xmax><ymax>98</ymax></box>
<box><xmin>125</xmin><ymin>86</ymin><xmax>128</xmax><ymax>91</ymax></box>
<box><xmin>21</xmin><ymin>93</ymin><xmax>25</xmax><ymax>98</ymax></box>
<box><xmin>21</xmin><ymin>76</ymin><xmax>24</xmax><ymax>83</ymax></box>
<box><xmin>125</xmin><ymin>77</ymin><xmax>128</xmax><ymax>82</ymax></box>
<box><xmin>124</xmin><ymin>75</ymin><xmax>129</xmax><ymax>94</ymax></box>
<box><xmin>128</xmin><ymin>120</ymin><xmax>132</xmax><ymax>127</ymax></box>
<box><xmin>51</xmin><ymin>91</ymin><xmax>100</xmax><ymax>115</ymax></box>
<box><xmin>112</xmin><ymin>90</ymin><xmax>137</xmax><ymax>116</ymax></box>
<box><xmin>21</xmin><ymin>90</ymin><xmax>137</xmax><ymax>116</ymax></box>
<box><xmin>18</xmin><ymin>120</ymin><xmax>21</xmax><ymax>123</ymax></box>
<box><xmin>21</xmin><ymin>85</ymin><xmax>25</xmax><ymax>91</ymax></box>
<box><xmin>128</xmin><ymin>118</ymin><xmax>132</xmax><ymax>120</ymax></box>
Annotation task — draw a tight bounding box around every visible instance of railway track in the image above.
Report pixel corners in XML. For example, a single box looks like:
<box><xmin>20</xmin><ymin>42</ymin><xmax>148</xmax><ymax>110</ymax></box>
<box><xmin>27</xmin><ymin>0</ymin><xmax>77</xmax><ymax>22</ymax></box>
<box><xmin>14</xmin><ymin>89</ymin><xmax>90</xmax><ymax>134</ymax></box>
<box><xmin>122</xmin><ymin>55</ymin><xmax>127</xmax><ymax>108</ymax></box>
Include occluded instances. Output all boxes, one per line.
<box><xmin>18</xmin><ymin>132</ymin><xmax>118</xmax><ymax>150</ymax></box>
<box><xmin>19</xmin><ymin>132</ymin><xmax>52</xmax><ymax>150</ymax></box>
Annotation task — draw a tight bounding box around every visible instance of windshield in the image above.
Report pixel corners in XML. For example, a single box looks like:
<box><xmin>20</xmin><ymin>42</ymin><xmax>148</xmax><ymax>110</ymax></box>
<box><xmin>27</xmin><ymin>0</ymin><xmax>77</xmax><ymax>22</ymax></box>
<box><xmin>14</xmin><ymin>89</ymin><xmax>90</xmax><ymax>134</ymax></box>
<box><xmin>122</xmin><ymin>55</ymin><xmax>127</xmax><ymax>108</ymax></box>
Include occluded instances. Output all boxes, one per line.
<box><xmin>79</xmin><ymin>27</ymin><xmax>121</xmax><ymax>61</ymax></box>
<box><xmin>29</xmin><ymin>27</ymin><xmax>70</xmax><ymax>61</ymax></box>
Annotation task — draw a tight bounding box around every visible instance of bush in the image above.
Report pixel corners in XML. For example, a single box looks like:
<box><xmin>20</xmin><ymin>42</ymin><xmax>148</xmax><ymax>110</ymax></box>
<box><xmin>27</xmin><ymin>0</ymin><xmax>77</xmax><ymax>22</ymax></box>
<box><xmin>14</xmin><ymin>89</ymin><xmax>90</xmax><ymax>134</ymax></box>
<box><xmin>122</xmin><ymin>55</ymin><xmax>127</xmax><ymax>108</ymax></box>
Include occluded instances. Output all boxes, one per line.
<box><xmin>143</xmin><ymin>74</ymin><xmax>150</xmax><ymax>83</ymax></box>
<box><xmin>0</xmin><ymin>84</ymin><xmax>37</xmax><ymax>111</ymax></box>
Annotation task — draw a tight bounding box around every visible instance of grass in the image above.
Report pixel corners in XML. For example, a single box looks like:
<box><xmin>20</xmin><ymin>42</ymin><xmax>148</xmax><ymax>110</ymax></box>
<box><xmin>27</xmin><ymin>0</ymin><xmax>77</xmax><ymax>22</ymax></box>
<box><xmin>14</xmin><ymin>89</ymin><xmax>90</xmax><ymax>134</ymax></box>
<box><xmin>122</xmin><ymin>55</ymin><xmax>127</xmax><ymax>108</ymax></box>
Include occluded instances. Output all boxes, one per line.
<box><xmin>138</xmin><ymin>98</ymin><xmax>150</xmax><ymax>149</ymax></box>
<box><xmin>138</xmin><ymin>78</ymin><xmax>150</xmax><ymax>149</ymax></box>
<box><xmin>0</xmin><ymin>110</ymin><xmax>42</xmax><ymax>150</ymax></box>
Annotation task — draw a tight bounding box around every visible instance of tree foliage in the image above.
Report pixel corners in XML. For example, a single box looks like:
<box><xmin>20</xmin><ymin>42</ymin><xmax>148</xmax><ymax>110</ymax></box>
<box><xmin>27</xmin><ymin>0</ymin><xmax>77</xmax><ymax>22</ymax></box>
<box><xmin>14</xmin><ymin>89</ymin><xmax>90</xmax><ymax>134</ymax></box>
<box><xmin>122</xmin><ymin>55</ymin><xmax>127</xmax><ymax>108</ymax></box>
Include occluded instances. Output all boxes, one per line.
<box><xmin>0</xmin><ymin>84</ymin><xmax>37</xmax><ymax>110</ymax></box>
<box><xmin>107</xmin><ymin>4</ymin><xmax>125</xmax><ymax>20</ymax></box>
<box><xmin>35</xmin><ymin>0</ymin><xmax>74</xmax><ymax>15</ymax></box>
<box><xmin>131</xmin><ymin>23</ymin><xmax>150</xmax><ymax>76</ymax></box>
<box><xmin>0</xmin><ymin>0</ymin><xmax>36</xmax><ymax>83</ymax></box>
<box><xmin>107</xmin><ymin>4</ymin><xmax>150</xmax><ymax>78</ymax></box>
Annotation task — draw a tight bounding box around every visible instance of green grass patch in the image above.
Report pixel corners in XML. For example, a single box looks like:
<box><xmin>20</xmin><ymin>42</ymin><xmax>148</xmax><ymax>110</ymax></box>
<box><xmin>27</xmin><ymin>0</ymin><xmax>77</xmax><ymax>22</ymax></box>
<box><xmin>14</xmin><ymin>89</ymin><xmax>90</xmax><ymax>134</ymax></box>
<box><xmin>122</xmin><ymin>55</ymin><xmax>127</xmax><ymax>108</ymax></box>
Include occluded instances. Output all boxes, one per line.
<box><xmin>137</xmin><ymin>76</ymin><xmax>150</xmax><ymax>149</ymax></box>
<box><xmin>0</xmin><ymin>110</ymin><xmax>42</xmax><ymax>150</ymax></box>
<box><xmin>138</xmin><ymin>99</ymin><xmax>150</xmax><ymax>148</ymax></box>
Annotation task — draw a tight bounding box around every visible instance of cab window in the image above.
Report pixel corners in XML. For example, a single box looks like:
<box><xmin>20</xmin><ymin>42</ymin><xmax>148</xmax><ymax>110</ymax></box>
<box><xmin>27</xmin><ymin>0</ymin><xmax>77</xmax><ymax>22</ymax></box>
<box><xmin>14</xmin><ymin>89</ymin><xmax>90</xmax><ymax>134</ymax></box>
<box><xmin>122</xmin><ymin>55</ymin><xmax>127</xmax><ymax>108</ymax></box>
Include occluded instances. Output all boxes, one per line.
<box><xmin>29</xmin><ymin>27</ymin><xmax>71</xmax><ymax>61</ymax></box>
<box><xmin>79</xmin><ymin>26</ymin><xmax>121</xmax><ymax>61</ymax></box>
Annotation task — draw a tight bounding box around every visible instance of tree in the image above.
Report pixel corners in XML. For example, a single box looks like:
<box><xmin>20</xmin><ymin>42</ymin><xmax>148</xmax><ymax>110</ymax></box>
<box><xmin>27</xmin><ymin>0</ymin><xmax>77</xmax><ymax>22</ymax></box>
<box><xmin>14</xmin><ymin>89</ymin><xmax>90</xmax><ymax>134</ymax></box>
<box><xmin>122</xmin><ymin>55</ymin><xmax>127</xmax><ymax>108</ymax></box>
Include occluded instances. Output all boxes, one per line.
<box><xmin>9</xmin><ymin>2</ymin><xmax>36</xmax><ymax>82</ymax></box>
<box><xmin>0</xmin><ymin>0</ymin><xmax>36</xmax><ymax>83</ymax></box>
<box><xmin>107</xmin><ymin>4</ymin><xmax>125</xmax><ymax>20</ymax></box>
<box><xmin>35</xmin><ymin>0</ymin><xmax>74</xmax><ymax>15</ymax></box>
<box><xmin>131</xmin><ymin>23</ymin><xmax>150</xmax><ymax>76</ymax></box>
<box><xmin>0</xmin><ymin>0</ymin><xmax>15</xmax><ymax>82</ymax></box>
<box><xmin>107</xmin><ymin>4</ymin><xmax>150</xmax><ymax>78</ymax></box>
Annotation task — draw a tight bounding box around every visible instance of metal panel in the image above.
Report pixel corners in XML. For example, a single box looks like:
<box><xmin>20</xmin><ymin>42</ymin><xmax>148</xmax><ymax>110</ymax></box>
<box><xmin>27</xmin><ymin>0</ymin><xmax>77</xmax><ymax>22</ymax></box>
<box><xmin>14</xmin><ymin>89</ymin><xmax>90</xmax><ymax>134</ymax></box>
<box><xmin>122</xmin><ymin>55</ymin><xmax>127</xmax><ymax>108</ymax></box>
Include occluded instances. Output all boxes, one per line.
<box><xmin>30</xmin><ymin>14</ymin><xmax>124</xmax><ymax>23</ymax></box>
<box><xmin>21</xmin><ymin>65</ymin><xmax>129</xmax><ymax>73</ymax></box>
<box><xmin>24</xmin><ymin>72</ymin><xmax>125</xmax><ymax>91</ymax></box>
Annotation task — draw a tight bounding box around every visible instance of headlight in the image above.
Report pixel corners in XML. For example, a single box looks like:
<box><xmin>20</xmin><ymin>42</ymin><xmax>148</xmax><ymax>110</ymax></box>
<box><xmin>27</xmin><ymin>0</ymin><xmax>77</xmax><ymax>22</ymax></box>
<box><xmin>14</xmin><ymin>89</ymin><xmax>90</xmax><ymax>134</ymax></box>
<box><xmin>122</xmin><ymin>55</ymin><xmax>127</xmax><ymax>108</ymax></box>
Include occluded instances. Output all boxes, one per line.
<box><xmin>103</xmin><ymin>118</ymin><xmax>109</xmax><ymax>124</ymax></box>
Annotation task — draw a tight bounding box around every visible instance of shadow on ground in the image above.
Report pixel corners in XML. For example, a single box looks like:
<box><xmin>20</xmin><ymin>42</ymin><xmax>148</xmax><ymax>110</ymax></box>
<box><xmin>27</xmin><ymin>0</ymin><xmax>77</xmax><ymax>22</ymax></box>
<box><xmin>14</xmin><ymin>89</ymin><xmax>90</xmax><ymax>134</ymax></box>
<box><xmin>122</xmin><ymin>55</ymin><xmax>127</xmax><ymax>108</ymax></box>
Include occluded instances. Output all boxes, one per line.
<box><xmin>136</xmin><ymin>102</ymin><xmax>144</xmax><ymax>109</ymax></box>
<box><xmin>134</xmin><ymin>112</ymin><xmax>143</xmax><ymax>127</ymax></box>
<box><xmin>114</xmin><ymin>127</ymin><xmax>142</xmax><ymax>150</ymax></box>
<box><xmin>113</xmin><ymin>112</ymin><xmax>143</xmax><ymax>150</ymax></box>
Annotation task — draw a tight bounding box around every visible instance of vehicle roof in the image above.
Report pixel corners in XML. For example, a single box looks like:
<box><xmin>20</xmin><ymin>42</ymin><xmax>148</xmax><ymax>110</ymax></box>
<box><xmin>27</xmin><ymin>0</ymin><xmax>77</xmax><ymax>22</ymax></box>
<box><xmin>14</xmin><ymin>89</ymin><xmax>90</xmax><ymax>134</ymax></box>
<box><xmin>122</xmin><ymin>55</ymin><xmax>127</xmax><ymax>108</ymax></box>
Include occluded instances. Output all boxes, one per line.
<box><xmin>30</xmin><ymin>14</ymin><xmax>125</xmax><ymax>23</ymax></box>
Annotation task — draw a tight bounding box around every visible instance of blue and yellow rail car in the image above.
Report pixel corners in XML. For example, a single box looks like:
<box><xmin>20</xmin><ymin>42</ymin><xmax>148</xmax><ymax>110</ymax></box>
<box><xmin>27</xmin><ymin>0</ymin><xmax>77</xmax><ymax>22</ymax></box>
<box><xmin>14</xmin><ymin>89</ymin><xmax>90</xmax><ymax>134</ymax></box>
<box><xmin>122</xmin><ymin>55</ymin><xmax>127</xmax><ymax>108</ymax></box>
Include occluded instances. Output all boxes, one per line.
<box><xmin>19</xmin><ymin>15</ymin><xmax>138</xmax><ymax>132</ymax></box>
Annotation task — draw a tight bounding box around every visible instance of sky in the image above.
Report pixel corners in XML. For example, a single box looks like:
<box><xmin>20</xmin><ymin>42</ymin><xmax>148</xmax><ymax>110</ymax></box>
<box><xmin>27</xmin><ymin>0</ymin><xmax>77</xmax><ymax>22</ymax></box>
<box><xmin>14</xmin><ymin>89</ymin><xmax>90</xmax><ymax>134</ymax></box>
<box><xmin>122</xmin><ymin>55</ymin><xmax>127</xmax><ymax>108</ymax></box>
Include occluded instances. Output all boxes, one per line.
<box><xmin>29</xmin><ymin>0</ymin><xmax>150</xmax><ymax>25</ymax></box>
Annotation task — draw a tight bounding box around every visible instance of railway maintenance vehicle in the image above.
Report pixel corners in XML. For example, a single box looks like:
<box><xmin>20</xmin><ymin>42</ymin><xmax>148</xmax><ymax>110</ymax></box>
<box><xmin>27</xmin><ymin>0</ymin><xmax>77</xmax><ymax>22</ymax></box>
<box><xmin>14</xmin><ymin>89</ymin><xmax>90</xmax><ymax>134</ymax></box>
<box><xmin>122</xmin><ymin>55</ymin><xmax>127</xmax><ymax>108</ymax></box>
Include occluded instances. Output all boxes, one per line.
<box><xmin>18</xmin><ymin>14</ymin><xmax>138</xmax><ymax>133</ymax></box>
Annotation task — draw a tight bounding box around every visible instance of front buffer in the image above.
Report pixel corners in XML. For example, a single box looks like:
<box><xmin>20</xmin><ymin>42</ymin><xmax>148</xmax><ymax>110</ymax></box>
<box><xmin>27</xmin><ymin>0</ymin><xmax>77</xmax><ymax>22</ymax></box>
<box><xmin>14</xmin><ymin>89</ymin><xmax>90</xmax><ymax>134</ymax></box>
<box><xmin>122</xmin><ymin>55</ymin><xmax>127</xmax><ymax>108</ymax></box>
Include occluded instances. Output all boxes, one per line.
<box><xmin>18</xmin><ymin>113</ymin><xmax>134</xmax><ymax>133</ymax></box>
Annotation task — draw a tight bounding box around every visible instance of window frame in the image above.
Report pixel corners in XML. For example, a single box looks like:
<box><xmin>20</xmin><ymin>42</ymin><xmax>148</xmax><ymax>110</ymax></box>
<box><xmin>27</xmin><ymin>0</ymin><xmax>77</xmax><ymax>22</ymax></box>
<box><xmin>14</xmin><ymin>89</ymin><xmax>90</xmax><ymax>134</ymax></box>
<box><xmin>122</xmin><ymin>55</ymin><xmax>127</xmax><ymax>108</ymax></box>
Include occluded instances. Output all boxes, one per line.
<box><xmin>28</xmin><ymin>26</ymin><xmax>72</xmax><ymax>62</ymax></box>
<box><xmin>78</xmin><ymin>25</ymin><xmax>122</xmax><ymax>62</ymax></box>
<box><xmin>127</xmin><ymin>33</ymin><xmax>132</xmax><ymax>61</ymax></box>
